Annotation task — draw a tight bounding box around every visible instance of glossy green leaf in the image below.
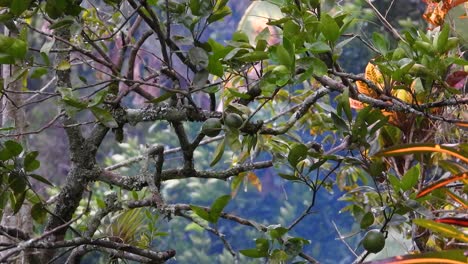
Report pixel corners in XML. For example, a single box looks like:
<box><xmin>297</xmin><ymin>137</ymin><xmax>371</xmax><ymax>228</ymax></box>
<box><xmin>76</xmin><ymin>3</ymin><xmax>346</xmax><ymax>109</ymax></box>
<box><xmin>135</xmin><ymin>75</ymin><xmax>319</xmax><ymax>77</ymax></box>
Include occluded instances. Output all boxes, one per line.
<box><xmin>239</xmin><ymin>248</ymin><xmax>268</xmax><ymax>258</ymax></box>
<box><xmin>288</xmin><ymin>143</ymin><xmax>308</xmax><ymax>168</ymax></box>
<box><xmin>10</xmin><ymin>0</ymin><xmax>32</xmax><ymax>16</ymax></box>
<box><xmin>320</xmin><ymin>14</ymin><xmax>340</xmax><ymax>42</ymax></box>
<box><xmin>360</xmin><ymin>212</ymin><xmax>374</xmax><ymax>229</ymax></box>
<box><xmin>372</xmin><ymin>32</ymin><xmax>388</xmax><ymax>55</ymax></box>
<box><xmin>5</xmin><ymin>140</ymin><xmax>23</xmax><ymax>157</ymax></box>
<box><xmin>24</xmin><ymin>151</ymin><xmax>40</xmax><ymax>172</ymax></box>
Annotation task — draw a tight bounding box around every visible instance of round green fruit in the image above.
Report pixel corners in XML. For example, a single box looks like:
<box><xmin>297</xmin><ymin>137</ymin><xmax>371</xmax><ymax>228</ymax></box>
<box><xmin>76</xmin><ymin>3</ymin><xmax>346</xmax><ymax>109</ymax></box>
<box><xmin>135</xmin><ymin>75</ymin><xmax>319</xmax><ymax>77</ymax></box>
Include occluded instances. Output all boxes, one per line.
<box><xmin>201</xmin><ymin>118</ymin><xmax>222</xmax><ymax>137</ymax></box>
<box><xmin>224</xmin><ymin>113</ymin><xmax>243</xmax><ymax>129</ymax></box>
<box><xmin>362</xmin><ymin>230</ymin><xmax>385</xmax><ymax>253</ymax></box>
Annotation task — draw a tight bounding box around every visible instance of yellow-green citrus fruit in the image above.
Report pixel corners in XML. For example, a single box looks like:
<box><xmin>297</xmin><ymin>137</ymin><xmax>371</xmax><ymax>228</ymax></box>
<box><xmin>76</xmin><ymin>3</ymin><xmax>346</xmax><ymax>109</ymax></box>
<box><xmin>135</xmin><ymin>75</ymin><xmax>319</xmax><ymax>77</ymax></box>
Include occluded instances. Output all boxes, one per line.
<box><xmin>224</xmin><ymin>113</ymin><xmax>243</xmax><ymax>129</ymax></box>
<box><xmin>201</xmin><ymin>118</ymin><xmax>222</xmax><ymax>137</ymax></box>
<box><xmin>362</xmin><ymin>230</ymin><xmax>385</xmax><ymax>253</ymax></box>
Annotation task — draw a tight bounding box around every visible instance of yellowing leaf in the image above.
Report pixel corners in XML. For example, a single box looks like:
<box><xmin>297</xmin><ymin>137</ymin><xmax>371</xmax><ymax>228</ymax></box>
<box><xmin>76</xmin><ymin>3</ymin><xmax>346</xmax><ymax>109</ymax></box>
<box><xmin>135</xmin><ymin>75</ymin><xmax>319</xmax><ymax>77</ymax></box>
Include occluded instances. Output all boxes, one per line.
<box><xmin>355</xmin><ymin>62</ymin><xmax>384</xmax><ymax>99</ymax></box>
<box><xmin>247</xmin><ymin>172</ymin><xmax>262</xmax><ymax>192</ymax></box>
<box><xmin>413</xmin><ymin>219</ymin><xmax>468</xmax><ymax>242</ymax></box>
<box><xmin>56</xmin><ymin>60</ymin><xmax>71</xmax><ymax>71</ymax></box>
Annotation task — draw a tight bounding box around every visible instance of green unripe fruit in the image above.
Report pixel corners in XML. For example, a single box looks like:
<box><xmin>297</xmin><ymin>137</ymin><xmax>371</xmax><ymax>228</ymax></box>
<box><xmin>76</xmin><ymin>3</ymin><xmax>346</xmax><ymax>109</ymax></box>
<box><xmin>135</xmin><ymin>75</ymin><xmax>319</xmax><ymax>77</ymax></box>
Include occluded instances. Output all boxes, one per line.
<box><xmin>201</xmin><ymin>118</ymin><xmax>222</xmax><ymax>137</ymax></box>
<box><xmin>362</xmin><ymin>230</ymin><xmax>385</xmax><ymax>253</ymax></box>
<box><xmin>224</xmin><ymin>113</ymin><xmax>243</xmax><ymax>129</ymax></box>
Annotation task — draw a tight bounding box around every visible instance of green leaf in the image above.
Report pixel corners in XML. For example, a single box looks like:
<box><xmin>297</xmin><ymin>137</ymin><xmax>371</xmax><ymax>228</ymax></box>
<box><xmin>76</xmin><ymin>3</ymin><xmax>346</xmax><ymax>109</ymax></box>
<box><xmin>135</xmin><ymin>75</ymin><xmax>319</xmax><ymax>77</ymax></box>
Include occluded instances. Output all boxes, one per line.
<box><xmin>209</xmin><ymin>194</ymin><xmax>231</xmax><ymax>223</ymax></box>
<box><xmin>208</xmin><ymin>56</ymin><xmax>223</xmax><ymax>77</ymax></box>
<box><xmin>255</xmin><ymin>238</ymin><xmax>270</xmax><ymax>252</ymax></box>
<box><xmin>90</xmin><ymin>106</ymin><xmax>118</xmax><ymax>128</ymax></box>
<box><xmin>0</xmin><ymin>35</ymin><xmax>27</xmax><ymax>61</ymax></box>
<box><xmin>360</xmin><ymin>212</ymin><xmax>374</xmax><ymax>229</ymax></box>
<box><xmin>207</xmin><ymin>5</ymin><xmax>231</xmax><ymax>23</ymax></box>
<box><xmin>232</xmin><ymin>31</ymin><xmax>249</xmax><ymax>43</ymax></box>
<box><xmin>372</xmin><ymin>32</ymin><xmax>388</xmax><ymax>55</ymax></box>
<box><xmin>436</xmin><ymin>24</ymin><xmax>450</xmax><ymax>53</ymax></box>
<box><xmin>306</xmin><ymin>41</ymin><xmax>331</xmax><ymax>53</ymax></box>
<box><xmin>31</xmin><ymin>202</ymin><xmax>46</xmax><ymax>224</ymax></box>
<box><xmin>190</xmin><ymin>205</ymin><xmax>211</xmax><ymax>222</ymax></box>
<box><xmin>278</xmin><ymin>173</ymin><xmax>298</xmax><ymax>181</ymax></box>
<box><xmin>188</xmin><ymin>47</ymin><xmax>209</xmax><ymax>68</ymax></box>
<box><xmin>30</xmin><ymin>67</ymin><xmax>48</xmax><ymax>79</ymax></box>
<box><xmin>269</xmin><ymin>226</ymin><xmax>288</xmax><ymax>240</ymax></box>
<box><xmin>288</xmin><ymin>143</ymin><xmax>308</xmax><ymax>168</ymax></box>
<box><xmin>273</xmin><ymin>44</ymin><xmax>292</xmax><ymax>69</ymax></box>
<box><xmin>401</xmin><ymin>164</ymin><xmax>420</xmax><ymax>191</ymax></box>
<box><xmin>40</xmin><ymin>38</ymin><xmax>55</xmax><ymax>56</ymax></box>
<box><xmin>10</xmin><ymin>0</ymin><xmax>32</xmax><ymax>16</ymax></box>
<box><xmin>48</xmin><ymin>17</ymin><xmax>75</xmax><ymax>30</ymax></box>
<box><xmin>331</xmin><ymin>112</ymin><xmax>348</xmax><ymax>132</ymax></box>
<box><xmin>12</xmin><ymin>191</ymin><xmax>26</xmax><ymax>214</ymax></box>
<box><xmin>146</xmin><ymin>92</ymin><xmax>174</xmax><ymax>104</ymax></box>
<box><xmin>45</xmin><ymin>0</ymin><xmax>66</xmax><ymax>19</ymax></box>
<box><xmin>5</xmin><ymin>140</ymin><xmax>23</xmax><ymax>157</ymax></box>
<box><xmin>320</xmin><ymin>14</ymin><xmax>340</xmax><ymax>42</ymax></box>
<box><xmin>227</xmin><ymin>88</ymin><xmax>251</xmax><ymax>99</ymax></box>
<box><xmin>310</xmin><ymin>57</ymin><xmax>328</xmax><ymax>76</ymax></box>
<box><xmin>239</xmin><ymin>248</ymin><xmax>268</xmax><ymax>258</ymax></box>
<box><xmin>271</xmin><ymin>249</ymin><xmax>288</xmax><ymax>261</ymax></box>
<box><xmin>189</xmin><ymin>0</ymin><xmax>201</xmax><ymax>16</ymax></box>
<box><xmin>238</xmin><ymin>51</ymin><xmax>268</xmax><ymax>63</ymax></box>
<box><xmin>210</xmin><ymin>138</ymin><xmax>225</xmax><ymax>167</ymax></box>
<box><xmin>24</xmin><ymin>151</ymin><xmax>40</xmax><ymax>172</ymax></box>
<box><xmin>28</xmin><ymin>174</ymin><xmax>53</xmax><ymax>186</ymax></box>
<box><xmin>413</xmin><ymin>219</ymin><xmax>468</xmax><ymax>242</ymax></box>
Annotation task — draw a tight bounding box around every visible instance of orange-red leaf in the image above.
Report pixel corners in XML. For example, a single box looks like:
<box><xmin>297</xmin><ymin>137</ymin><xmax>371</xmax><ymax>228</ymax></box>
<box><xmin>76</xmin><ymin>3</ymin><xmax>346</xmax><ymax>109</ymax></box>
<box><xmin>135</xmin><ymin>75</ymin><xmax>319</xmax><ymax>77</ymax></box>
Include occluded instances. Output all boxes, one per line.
<box><xmin>416</xmin><ymin>172</ymin><xmax>468</xmax><ymax>198</ymax></box>
<box><xmin>423</xmin><ymin>0</ymin><xmax>468</xmax><ymax>27</ymax></box>
<box><xmin>377</xmin><ymin>144</ymin><xmax>468</xmax><ymax>164</ymax></box>
<box><xmin>435</xmin><ymin>217</ymin><xmax>468</xmax><ymax>227</ymax></box>
<box><xmin>444</xmin><ymin>189</ymin><xmax>468</xmax><ymax>208</ymax></box>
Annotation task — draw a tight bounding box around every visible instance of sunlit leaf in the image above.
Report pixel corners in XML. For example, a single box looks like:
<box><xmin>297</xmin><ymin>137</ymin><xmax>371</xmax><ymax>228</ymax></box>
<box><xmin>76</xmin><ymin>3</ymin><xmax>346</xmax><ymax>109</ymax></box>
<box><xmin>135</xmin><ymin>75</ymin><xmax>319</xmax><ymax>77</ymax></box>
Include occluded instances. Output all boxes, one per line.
<box><xmin>376</xmin><ymin>144</ymin><xmax>468</xmax><ymax>164</ymax></box>
<box><xmin>413</xmin><ymin>219</ymin><xmax>468</xmax><ymax>242</ymax></box>
<box><xmin>416</xmin><ymin>172</ymin><xmax>468</xmax><ymax>198</ymax></box>
<box><xmin>434</xmin><ymin>217</ymin><xmax>468</xmax><ymax>227</ymax></box>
